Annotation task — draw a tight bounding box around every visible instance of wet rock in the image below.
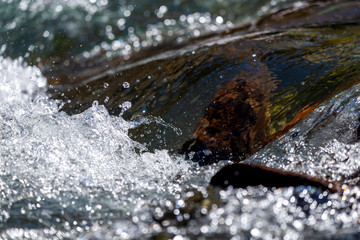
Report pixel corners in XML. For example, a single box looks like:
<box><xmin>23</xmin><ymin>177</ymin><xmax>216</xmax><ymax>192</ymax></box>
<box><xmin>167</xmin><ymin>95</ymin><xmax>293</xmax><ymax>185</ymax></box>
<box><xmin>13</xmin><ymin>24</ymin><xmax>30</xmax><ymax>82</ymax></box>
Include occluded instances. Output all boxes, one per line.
<box><xmin>249</xmin><ymin>82</ymin><xmax>360</xmax><ymax>186</ymax></box>
<box><xmin>179</xmin><ymin>62</ymin><xmax>276</xmax><ymax>165</ymax></box>
<box><xmin>46</xmin><ymin>0</ymin><xmax>360</xmax><ymax>159</ymax></box>
<box><xmin>178</xmin><ymin>1</ymin><xmax>360</xmax><ymax>165</ymax></box>
<box><xmin>210</xmin><ymin>163</ymin><xmax>342</xmax><ymax>193</ymax></box>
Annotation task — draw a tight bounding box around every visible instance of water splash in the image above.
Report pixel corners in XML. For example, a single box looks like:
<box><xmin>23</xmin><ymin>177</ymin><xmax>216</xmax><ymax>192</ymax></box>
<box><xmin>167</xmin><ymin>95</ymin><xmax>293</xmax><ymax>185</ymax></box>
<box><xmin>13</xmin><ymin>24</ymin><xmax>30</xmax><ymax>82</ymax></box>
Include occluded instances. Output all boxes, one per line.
<box><xmin>2</xmin><ymin>33</ymin><xmax>360</xmax><ymax>240</ymax></box>
<box><xmin>0</xmin><ymin>56</ymin><xmax>218</xmax><ymax>238</ymax></box>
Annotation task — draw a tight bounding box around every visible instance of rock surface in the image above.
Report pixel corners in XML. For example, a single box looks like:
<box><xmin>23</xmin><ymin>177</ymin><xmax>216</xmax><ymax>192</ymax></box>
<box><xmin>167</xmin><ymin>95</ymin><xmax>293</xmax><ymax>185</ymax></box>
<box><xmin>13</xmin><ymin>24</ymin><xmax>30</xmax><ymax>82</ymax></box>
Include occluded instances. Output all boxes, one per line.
<box><xmin>180</xmin><ymin>63</ymin><xmax>276</xmax><ymax>165</ymax></box>
<box><xmin>44</xmin><ymin>0</ymin><xmax>360</xmax><ymax>162</ymax></box>
<box><xmin>210</xmin><ymin>163</ymin><xmax>342</xmax><ymax>193</ymax></box>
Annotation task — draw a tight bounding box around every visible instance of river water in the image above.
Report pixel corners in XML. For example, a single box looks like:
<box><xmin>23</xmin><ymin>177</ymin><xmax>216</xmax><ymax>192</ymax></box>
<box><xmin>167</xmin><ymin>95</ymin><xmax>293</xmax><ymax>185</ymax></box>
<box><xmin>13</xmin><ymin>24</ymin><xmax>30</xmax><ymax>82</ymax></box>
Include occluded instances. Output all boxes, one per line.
<box><xmin>1</xmin><ymin>0</ymin><xmax>360</xmax><ymax>239</ymax></box>
<box><xmin>0</xmin><ymin>0</ymin><xmax>299</xmax><ymax>63</ymax></box>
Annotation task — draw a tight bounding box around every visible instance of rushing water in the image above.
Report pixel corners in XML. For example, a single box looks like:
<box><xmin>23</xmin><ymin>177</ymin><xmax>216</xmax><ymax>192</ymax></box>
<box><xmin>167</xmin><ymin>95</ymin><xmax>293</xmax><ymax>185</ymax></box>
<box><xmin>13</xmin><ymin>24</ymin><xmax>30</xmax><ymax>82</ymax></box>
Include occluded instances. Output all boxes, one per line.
<box><xmin>0</xmin><ymin>0</ymin><xmax>298</xmax><ymax>64</ymax></box>
<box><xmin>1</xmin><ymin>0</ymin><xmax>360</xmax><ymax>239</ymax></box>
<box><xmin>0</xmin><ymin>55</ymin><xmax>223</xmax><ymax>238</ymax></box>
<box><xmin>2</xmin><ymin>56</ymin><xmax>360</xmax><ymax>239</ymax></box>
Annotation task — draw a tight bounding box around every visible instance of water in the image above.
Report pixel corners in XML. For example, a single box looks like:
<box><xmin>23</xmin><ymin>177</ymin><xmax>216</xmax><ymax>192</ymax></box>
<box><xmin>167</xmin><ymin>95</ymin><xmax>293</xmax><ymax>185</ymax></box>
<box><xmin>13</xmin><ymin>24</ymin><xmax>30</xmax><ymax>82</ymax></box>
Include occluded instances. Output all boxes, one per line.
<box><xmin>1</xmin><ymin>49</ymin><xmax>359</xmax><ymax>240</ymax></box>
<box><xmin>0</xmin><ymin>56</ymin><xmax>221</xmax><ymax>238</ymax></box>
<box><xmin>0</xmin><ymin>0</ymin><xmax>297</xmax><ymax>65</ymax></box>
<box><xmin>48</xmin><ymin>24</ymin><xmax>360</xmax><ymax>155</ymax></box>
<box><xmin>250</xmin><ymin>84</ymin><xmax>360</xmax><ymax>185</ymax></box>
<box><xmin>1</xmin><ymin>0</ymin><xmax>360</xmax><ymax>239</ymax></box>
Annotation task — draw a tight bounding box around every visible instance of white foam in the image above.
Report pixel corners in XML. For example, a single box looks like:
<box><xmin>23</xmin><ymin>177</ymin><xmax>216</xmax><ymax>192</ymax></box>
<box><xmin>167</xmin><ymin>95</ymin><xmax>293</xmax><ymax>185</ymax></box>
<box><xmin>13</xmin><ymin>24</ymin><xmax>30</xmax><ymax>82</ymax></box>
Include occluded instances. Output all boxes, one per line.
<box><xmin>0</xmin><ymin>56</ymin><xmax>199</xmax><ymax>211</ymax></box>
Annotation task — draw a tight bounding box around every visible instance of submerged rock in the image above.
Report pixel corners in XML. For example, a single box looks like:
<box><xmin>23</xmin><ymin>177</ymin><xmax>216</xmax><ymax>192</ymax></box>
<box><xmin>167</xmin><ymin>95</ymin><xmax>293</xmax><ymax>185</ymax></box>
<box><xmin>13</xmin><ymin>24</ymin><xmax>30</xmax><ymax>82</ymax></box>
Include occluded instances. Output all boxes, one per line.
<box><xmin>179</xmin><ymin>62</ymin><xmax>276</xmax><ymax>165</ymax></box>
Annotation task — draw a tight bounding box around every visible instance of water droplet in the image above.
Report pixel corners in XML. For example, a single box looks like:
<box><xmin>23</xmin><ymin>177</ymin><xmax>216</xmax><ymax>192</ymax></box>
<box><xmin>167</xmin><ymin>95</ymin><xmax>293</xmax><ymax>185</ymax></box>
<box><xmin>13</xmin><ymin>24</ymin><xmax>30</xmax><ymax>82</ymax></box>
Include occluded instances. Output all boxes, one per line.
<box><xmin>124</xmin><ymin>10</ymin><xmax>131</xmax><ymax>17</ymax></box>
<box><xmin>123</xmin><ymin>82</ymin><xmax>130</xmax><ymax>88</ymax></box>
<box><xmin>119</xmin><ymin>101</ymin><xmax>132</xmax><ymax>115</ymax></box>
<box><xmin>216</xmin><ymin>16</ymin><xmax>224</xmax><ymax>24</ymax></box>
<box><xmin>43</xmin><ymin>30</ymin><xmax>49</xmax><ymax>38</ymax></box>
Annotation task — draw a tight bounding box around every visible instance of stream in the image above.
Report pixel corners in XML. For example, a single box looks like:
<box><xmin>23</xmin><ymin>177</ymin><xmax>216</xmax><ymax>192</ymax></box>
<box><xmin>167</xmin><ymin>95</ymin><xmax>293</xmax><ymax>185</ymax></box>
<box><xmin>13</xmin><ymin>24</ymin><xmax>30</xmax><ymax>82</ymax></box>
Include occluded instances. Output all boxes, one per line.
<box><xmin>1</xmin><ymin>0</ymin><xmax>360</xmax><ymax>239</ymax></box>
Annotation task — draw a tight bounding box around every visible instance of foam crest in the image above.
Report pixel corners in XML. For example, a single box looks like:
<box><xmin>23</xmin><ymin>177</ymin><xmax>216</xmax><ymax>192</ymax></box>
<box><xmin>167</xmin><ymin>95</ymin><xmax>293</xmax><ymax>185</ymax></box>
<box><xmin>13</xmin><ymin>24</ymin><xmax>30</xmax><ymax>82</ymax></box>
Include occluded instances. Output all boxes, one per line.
<box><xmin>0</xmin><ymin>57</ymin><xmax>194</xmax><ymax>211</ymax></box>
<box><xmin>0</xmin><ymin>57</ymin><xmax>46</xmax><ymax>104</ymax></box>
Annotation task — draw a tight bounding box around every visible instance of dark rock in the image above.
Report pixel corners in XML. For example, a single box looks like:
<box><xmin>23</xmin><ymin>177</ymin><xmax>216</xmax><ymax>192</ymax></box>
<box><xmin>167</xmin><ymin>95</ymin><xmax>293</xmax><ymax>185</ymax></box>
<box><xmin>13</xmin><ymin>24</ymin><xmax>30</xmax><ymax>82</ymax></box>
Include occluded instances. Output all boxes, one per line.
<box><xmin>210</xmin><ymin>163</ymin><xmax>342</xmax><ymax>193</ymax></box>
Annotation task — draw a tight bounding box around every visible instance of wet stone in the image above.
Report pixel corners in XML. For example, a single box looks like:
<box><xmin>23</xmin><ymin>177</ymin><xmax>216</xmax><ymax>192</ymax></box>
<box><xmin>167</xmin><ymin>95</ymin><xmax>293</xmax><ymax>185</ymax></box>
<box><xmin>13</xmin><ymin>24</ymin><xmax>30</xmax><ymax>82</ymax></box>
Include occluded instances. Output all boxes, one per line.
<box><xmin>47</xmin><ymin>4</ymin><xmax>360</xmax><ymax>161</ymax></box>
<box><xmin>179</xmin><ymin>62</ymin><xmax>276</xmax><ymax>165</ymax></box>
<box><xmin>210</xmin><ymin>163</ymin><xmax>342</xmax><ymax>193</ymax></box>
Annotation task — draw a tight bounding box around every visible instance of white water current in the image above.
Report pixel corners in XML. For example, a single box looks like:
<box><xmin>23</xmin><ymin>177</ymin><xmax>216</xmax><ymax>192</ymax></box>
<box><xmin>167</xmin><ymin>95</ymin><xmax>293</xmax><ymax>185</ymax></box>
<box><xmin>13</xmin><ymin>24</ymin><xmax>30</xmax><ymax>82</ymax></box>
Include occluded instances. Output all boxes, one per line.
<box><xmin>0</xmin><ymin>56</ymin><xmax>219</xmax><ymax>239</ymax></box>
<box><xmin>1</xmin><ymin>56</ymin><xmax>360</xmax><ymax>239</ymax></box>
<box><xmin>2</xmin><ymin>0</ymin><xmax>360</xmax><ymax>239</ymax></box>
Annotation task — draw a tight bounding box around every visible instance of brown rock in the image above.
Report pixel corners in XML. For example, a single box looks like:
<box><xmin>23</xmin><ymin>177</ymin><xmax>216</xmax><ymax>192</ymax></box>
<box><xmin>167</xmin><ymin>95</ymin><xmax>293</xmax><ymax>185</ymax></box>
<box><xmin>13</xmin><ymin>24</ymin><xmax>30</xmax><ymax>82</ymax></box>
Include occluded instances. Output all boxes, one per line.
<box><xmin>179</xmin><ymin>62</ymin><xmax>276</xmax><ymax>165</ymax></box>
